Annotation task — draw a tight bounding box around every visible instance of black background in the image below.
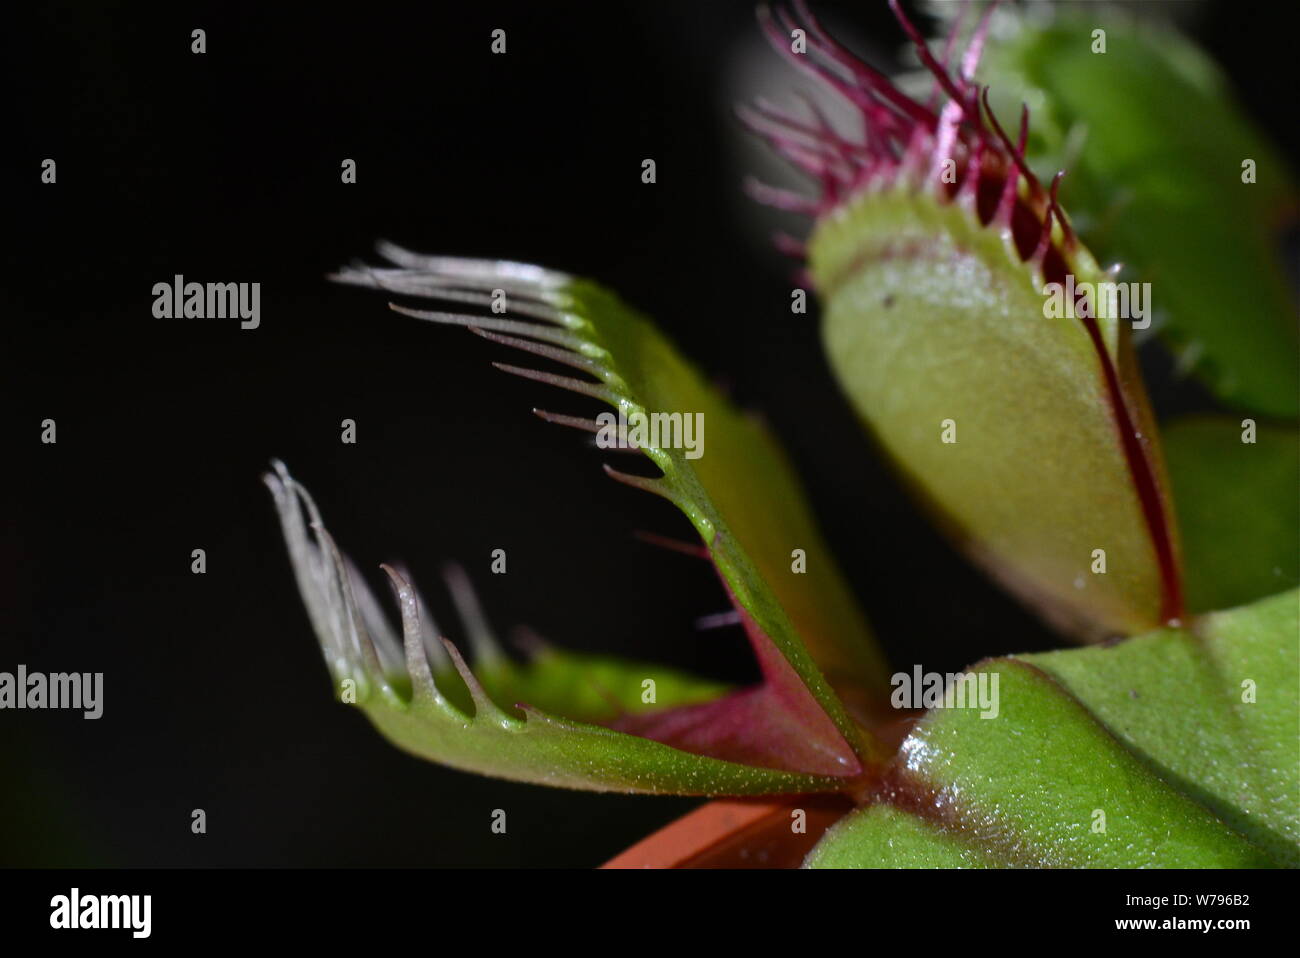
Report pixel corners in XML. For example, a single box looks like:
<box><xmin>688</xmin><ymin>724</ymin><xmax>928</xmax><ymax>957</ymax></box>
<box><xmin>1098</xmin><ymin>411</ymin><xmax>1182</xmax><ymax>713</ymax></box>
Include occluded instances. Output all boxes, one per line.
<box><xmin>2</xmin><ymin>1</ymin><xmax>1289</xmax><ymax>867</ymax></box>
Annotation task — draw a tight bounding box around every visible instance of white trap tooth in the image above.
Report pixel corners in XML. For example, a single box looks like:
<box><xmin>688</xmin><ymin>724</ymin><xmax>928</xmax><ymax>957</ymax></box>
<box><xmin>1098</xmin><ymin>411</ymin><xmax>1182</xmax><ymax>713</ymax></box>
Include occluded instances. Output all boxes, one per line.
<box><xmin>380</xmin><ymin>285</ymin><xmax>565</xmax><ymax>325</ymax></box>
<box><xmin>388</xmin><ymin>304</ymin><xmax>587</xmax><ymax>351</ymax></box>
<box><xmin>510</xmin><ymin>625</ymin><xmax>553</xmax><ymax>660</ymax></box>
<box><xmin>439</xmin><ymin>637</ymin><xmax>508</xmax><ymax>722</ymax></box>
<box><xmin>374</xmin><ymin>241</ymin><xmax>570</xmax><ymax>290</ymax></box>
<box><xmin>329</xmin><ymin>265</ymin><xmax>554</xmax><ymax>306</ymax></box>
<box><xmin>491</xmin><ymin>362</ymin><xmax>621</xmax><ymax>404</ymax></box>
<box><xmin>602</xmin><ymin>464</ymin><xmax>673</xmax><ymax>502</ymax></box>
<box><xmin>469</xmin><ymin>328</ymin><xmax>608</xmax><ymax>378</ymax></box>
<box><xmin>381</xmin><ymin>564</ymin><xmax>439</xmax><ymax>702</ymax></box>
<box><xmin>345</xmin><ymin>557</ymin><xmax>404</xmax><ymax>677</ymax></box>
<box><xmin>532</xmin><ymin>409</ymin><xmax>603</xmax><ymax>434</ymax></box>
<box><xmin>442</xmin><ymin>563</ymin><xmax>505</xmax><ymax>667</ymax></box>
<box><xmin>389</xmin><ymin>562</ymin><xmax>452</xmax><ymax>671</ymax></box>
<box><xmin>265</xmin><ymin>465</ymin><xmax>353</xmax><ymax>672</ymax></box>
<box><xmin>314</xmin><ymin>520</ymin><xmax>387</xmax><ymax>686</ymax></box>
<box><xmin>695</xmin><ymin>609</ymin><xmax>744</xmax><ymax>631</ymax></box>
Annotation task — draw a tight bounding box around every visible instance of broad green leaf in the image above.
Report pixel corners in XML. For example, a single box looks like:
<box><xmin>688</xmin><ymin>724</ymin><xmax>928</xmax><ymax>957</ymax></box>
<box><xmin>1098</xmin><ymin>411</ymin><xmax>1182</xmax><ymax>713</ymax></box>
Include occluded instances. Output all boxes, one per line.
<box><xmin>806</xmin><ymin>588</ymin><xmax>1299</xmax><ymax>867</ymax></box>
<box><xmin>806</xmin><ymin>804</ymin><xmax>1000</xmax><ymax>869</ymax></box>
<box><xmin>976</xmin><ymin>6</ymin><xmax>1300</xmax><ymax>418</ymax></box>
<box><xmin>1162</xmin><ymin>417</ymin><xmax>1300</xmax><ymax>613</ymax></box>
<box><xmin>1024</xmin><ymin>591</ymin><xmax>1300</xmax><ymax>866</ymax></box>
<box><xmin>470</xmin><ymin>646</ymin><xmax>730</xmax><ymax>726</ymax></box>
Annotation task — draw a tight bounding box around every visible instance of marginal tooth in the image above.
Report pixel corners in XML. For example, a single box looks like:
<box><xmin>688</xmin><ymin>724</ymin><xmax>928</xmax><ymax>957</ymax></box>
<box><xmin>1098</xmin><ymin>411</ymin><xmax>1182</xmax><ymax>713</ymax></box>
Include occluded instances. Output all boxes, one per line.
<box><xmin>281</xmin><ymin>473</ymin><xmax>326</xmax><ymax>537</ymax></box>
<box><xmin>772</xmin><ymin>232</ymin><xmax>807</xmax><ymax>260</ymax></box>
<box><xmin>1029</xmin><ymin>171</ymin><xmax>1067</xmax><ymax>271</ymax></box>
<box><xmin>736</xmin><ymin>102</ymin><xmax>841</xmax><ymax>162</ymax></box>
<box><xmin>586</xmin><ymin>436</ymin><xmax>643</xmax><ymax>455</ymax></box>
<box><xmin>602</xmin><ymin>464</ymin><xmax>674</xmax><ymax>501</ymax></box>
<box><xmin>695</xmin><ymin>609</ymin><xmax>744</xmax><ymax>631</ymax></box>
<box><xmin>469</xmin><ymin>328</ymin><xmax>610</xmax><ymax>378</ymax></box>
<box><xmin>387</xmin><ymin>561</ymin><xmax>452</xmax><ymax>670</ymax></box>
<box><xmin>532</xmin><ymin>408</ymin><xmax>642</xmax><ymax>451</ymax></box>
<box><xmin>890</xmin><ymin>0</ymin><xmax>969</xmax><ymax>111</ymax></box>
<box><xmin>373</xmin><ymin>241</ymin><xmax>571</xmax><ymax>290</ymax></box>
<box><xmin>743</xmin><ymin>176</ymin><xmax>820</xmax><ymax>215</ymax></box>
<box><xmin>441</xmin><ymin>563</ymin><xmax>505</xmax><ymax>667</ymax></box>
<box><xmin>532</xmin><ymin>409</ymin><xmax>651</xmax><ymax>457</ymax></box>
<box><xmin>981</xmin><ymin>92</ymin><xmax>1032</xmax><ymax>226</ymax></box>
<box><xmin>295</xmin><ymin>528</ymin><xmax>345</xmax><ymax>648</ymax></box>
<box><xmin>959</xmin><ymin>1</ymin><xmax>997</xmax><ymax>83</ymax></box>
<box><xmin>491</xmin><ymin>362</ymin><xmax>621</xmax><ymax>404</ymax></box>
<box><xmin>759</xmin><ymin>6</ymin><xmax>872</xmax><ymax>130</ymax></box>
<box><xmin>330</xmin><ymin>265</ymin><xmax>565</xmax><ymax>312</ymax></box>
<box><xmin>766</xmin><ymin>139</ymin><xmax>836</xmax><ymax>181</ymax></box>
<box><xmin>343</xmin><ymin>277</ymin><xmax>568</xmax><ymax>324</ymax></box>
<box><xmin>439</xmin><ymin>637</ymin><xmax>509</xmax><ymax>724</ymax></box>
<box><xmin>389</xmin><ymin>304</ymin><xmax>589</xmax><ymax>351</ymax></box>
<box><xmin>380</xmin><ymin>564</ymin><xmax>440</xmax><ymax>703</ymax></box>
<box><xmin>313</xmin><ymin>520</ymin><xmax>388</xmax><ymax>691</ymax></box>
<box><xmin>509</xmin><ymin>625</ymin><xmax>552</xmax><ymax>660</ymax></box>
<box><xmin>957</xmin><ymin>137</ymin><xmax>985</xmax><ymax>212</ymax></box>
<box><xmin>393</xmin><ymin>286</ymin><xmax>567</xmax><ymax>325</ymax></box>
<box><xmin>898</xmin><ymin>124</ymin><xmax>932</xmax><ymax>182</ymax></box>
<box><xmin>632</xmin><ymin>529</ymin><xmax>710</xmax><ymax>559</ymax></box>
<box><xmin>344</xmin><ymin>557</ymin><xmax>405</xmax><ymax>677</ymax></box>
<box><xmin>926</xmin><ymin>98</ymin><xmax>964</xmax><ymax>190</ymax></box>
<box><xmin>533</xmin><ymin>408</ymin><xmax>605</xmax><ymax>433</ymax></box>
<box><xmin>1047</xmin><ymin>179</ymin><xmax>1077</xmax><ymax>251</ymax></box>
<box><xmin>265</xmin><ymin>466</ymin><xmax>354</xmax><ymax>675</ymax></box>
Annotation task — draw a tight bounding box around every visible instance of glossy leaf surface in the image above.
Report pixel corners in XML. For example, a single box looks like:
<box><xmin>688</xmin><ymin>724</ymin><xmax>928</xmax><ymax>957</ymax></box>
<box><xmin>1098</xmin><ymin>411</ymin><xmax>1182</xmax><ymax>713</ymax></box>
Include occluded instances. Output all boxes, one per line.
<box><xmin>807</xmin><ymin>588</ymin><xmax>1299</xmax><ymax>867</ymax></box>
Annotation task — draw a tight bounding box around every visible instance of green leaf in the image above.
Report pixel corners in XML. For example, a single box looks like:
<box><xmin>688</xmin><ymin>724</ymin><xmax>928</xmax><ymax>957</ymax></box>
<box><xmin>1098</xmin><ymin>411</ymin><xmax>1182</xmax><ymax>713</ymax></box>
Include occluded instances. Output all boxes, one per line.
<box><xmin>1162</xmin><ymin>417</ymin><xmax>1300</xmax><ymax>614</ymax></box>
<box><xmin>977</xmin><ymin>6</ymin><xmax>1300</xmax><ymax>418</ymax></box>
<box><xmin>806</xmin><ymin>588</ymin><xmax>1299</xmax><ymax>867</ymax></box>
<box><xmin>470</xmin><ymin>646</ymin><xmax>730</xmax><ymax>726</ymax></box>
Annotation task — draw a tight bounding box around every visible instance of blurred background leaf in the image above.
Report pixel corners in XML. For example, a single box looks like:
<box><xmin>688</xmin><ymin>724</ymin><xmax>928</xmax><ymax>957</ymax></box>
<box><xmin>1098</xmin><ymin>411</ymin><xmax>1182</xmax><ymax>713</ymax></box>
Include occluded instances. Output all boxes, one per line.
<box><xmin>1162</xmin><ymin>416</ymin><xmax>1299</xmax><ymax>614</ymax></box>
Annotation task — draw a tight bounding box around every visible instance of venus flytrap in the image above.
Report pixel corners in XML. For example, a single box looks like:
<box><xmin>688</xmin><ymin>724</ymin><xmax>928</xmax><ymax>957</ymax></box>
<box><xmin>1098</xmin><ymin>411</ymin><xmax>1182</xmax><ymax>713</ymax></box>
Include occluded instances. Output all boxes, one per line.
<box><xmin>756</xmin><ymin>0</ymin><xmax>1184</xmax><ymax>639</ymax></box>
<box><xmin>267</xmin><ymin>2</ymin><xmax>1299</xmax><ymax>867</ymax></box>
